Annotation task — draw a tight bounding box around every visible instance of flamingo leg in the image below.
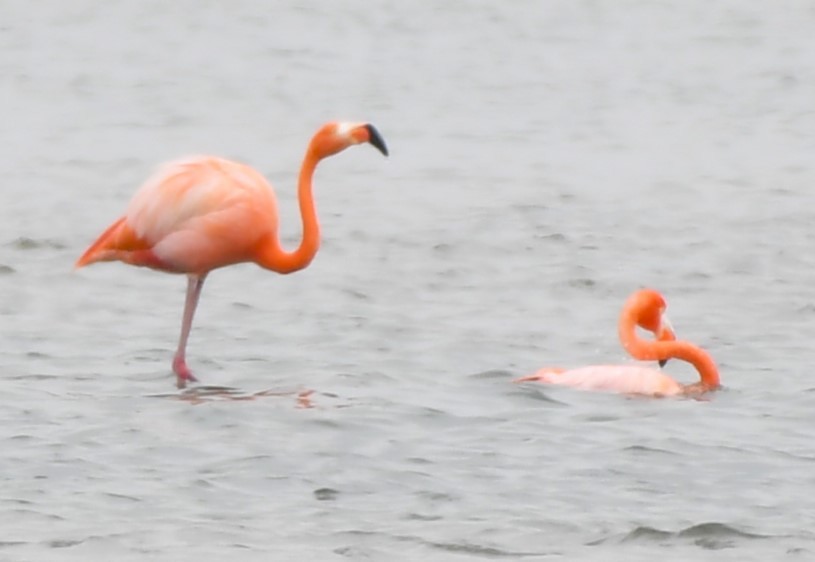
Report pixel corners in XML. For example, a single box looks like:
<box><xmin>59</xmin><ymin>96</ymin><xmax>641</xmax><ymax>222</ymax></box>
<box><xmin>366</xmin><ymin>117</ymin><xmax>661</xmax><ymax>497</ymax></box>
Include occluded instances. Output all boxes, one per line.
<box><xmin>172</xmin><ymin>274</ymin><xmax>206</xmax><ymax>389</ymax></box>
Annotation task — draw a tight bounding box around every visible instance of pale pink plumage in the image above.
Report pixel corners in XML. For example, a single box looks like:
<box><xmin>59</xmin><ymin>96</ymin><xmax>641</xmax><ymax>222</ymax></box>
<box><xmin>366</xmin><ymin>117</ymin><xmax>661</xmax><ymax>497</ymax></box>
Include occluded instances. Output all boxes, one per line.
<box><xmin>519</xmin><ymin>365</ymin><xmax>683</xmax><ymax>396</ymax></box>
<box><xmin>125</xmin><ymin>156</ymin><xmax>278</xmax><ymax>273</ymax></box>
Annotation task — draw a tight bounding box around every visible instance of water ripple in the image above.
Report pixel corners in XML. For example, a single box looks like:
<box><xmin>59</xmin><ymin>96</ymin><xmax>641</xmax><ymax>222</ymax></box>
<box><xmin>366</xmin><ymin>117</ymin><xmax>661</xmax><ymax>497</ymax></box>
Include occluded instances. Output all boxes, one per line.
<box><xmin>9</xmin><ymin>237</ymin><xmax>66</xmax><ymax>251</ymax></box>
<box><xmin>595</xmin><ymin>522</ymin><xmax>773</xmax><ymax>550</ymax></box>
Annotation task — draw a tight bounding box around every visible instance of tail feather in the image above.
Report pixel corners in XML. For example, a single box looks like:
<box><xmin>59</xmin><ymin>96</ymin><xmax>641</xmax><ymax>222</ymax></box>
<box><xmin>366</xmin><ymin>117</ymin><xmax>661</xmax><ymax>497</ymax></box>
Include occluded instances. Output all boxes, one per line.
<box><xmin>75</xmin><ymin>217</ymin><xmax>151</xmax><ymax>268</ymax></box>
<box><xmin>513</xmin><ymin>367</ymin><xmax>565</xmax><ymax>383</ymax></box>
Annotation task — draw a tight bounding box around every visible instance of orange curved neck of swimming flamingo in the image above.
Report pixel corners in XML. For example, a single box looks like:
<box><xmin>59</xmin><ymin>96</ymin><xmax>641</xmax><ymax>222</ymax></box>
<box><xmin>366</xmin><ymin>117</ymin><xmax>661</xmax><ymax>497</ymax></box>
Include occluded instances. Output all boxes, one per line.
<box><xmin>255</xmin><ymin>151</ymin><xmax>321</xmax><ymax>274</ymax></box>
<box><xmin>619</xmin><ymin>315</ymin><xmax>720</xmax><ymax>389</ymax></box>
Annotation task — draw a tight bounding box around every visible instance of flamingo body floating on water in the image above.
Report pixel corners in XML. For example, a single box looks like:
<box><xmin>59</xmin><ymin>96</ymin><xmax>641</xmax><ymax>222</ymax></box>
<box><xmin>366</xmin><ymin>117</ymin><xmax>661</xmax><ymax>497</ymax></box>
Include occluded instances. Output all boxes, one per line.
<box><xmin>76</xmin><ymin>121</ymin><xmax>388</xmax><ymax>388</ymax></box>
<box><xmin>515</xmin><ymin>289</ymin><xmax>720</xmax><ymax>397</ymax></box>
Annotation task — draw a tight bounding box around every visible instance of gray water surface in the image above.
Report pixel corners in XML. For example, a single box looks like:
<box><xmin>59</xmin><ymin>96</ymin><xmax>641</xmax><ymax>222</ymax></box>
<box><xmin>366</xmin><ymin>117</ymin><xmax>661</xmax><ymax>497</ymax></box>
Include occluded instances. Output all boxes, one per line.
<box><xmin>1</xmin><ymin>1</ymin><xmax>815</xmax><ymax>560</ymax></box>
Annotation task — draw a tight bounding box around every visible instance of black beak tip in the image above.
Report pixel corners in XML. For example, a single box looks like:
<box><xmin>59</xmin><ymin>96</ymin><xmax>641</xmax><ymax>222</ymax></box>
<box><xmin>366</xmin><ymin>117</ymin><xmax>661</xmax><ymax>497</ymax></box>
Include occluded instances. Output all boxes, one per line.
<box><xmin>365</xmin><ymin>124</ymin><xmax>389</xmax><ymax>157</ymax></box>
<box><xmin>658</xmin><ymin>359</ymin><xmax>668</xmax><ymax>368</ymax></box>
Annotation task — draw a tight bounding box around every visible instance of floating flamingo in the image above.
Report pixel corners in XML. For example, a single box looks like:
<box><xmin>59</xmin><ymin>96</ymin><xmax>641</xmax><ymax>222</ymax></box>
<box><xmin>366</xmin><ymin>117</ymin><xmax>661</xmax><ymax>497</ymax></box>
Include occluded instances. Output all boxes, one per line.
<box><xmin>76</xmin><ymin>121</ymin><xmax>388</xmax><ymax>388</ymax></box>
<box><xmin>515</xmin><ymin>289</ymin><xmax>720</xmax><ymax>397</ymax></box>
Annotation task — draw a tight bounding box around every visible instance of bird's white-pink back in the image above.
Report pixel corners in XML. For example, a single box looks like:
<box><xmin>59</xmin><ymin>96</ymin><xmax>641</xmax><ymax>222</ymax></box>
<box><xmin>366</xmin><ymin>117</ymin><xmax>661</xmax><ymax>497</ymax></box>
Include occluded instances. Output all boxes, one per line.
<box><xmin>123</xmin><ymin>156</ymin><xmax>279</xmax><ymax>272</ymax></box>
<box><xmin>126</xmin><ymin>157</ymin><xmax>274</xmax><ymax>240</ymax></box>
<box><xmin>535</xmin><ymin>364</ymin><xmax>683</xmax><ymax>396</ymax></box>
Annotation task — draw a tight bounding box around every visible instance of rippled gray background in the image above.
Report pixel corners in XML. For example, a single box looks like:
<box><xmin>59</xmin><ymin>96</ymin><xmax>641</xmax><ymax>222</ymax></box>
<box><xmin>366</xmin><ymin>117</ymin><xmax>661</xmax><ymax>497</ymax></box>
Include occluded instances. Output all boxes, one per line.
<box><xmin>1</xmin><ymin>1</ymin><xmax>815</xmax><ymax>560</ymax></box>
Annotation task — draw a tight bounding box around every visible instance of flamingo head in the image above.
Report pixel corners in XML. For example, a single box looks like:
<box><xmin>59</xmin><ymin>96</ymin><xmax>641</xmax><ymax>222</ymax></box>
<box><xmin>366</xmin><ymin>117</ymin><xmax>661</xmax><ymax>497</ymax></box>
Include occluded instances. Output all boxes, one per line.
<box><xmin>310</xmin><ymin>121</ymin><xmax>389</xmax><ymax>159</ymax></box>
<box><xmin>627</xmin><ymin>288</ymin><xmax>676</xmax><ymax>366</ymax></box>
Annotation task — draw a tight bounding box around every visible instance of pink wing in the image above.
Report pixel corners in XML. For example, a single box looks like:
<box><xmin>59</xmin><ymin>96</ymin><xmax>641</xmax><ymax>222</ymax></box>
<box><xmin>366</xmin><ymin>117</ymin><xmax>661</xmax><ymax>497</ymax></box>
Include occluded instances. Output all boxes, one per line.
<box><xmin>518</xmin><ymin>365</ymin><xmax>683</xmax><ymax>396</ymax></box>
<box><xmin>125</xmin><ymin>156</ymin><xmax>279</xmax><ymax>272</ymax></box>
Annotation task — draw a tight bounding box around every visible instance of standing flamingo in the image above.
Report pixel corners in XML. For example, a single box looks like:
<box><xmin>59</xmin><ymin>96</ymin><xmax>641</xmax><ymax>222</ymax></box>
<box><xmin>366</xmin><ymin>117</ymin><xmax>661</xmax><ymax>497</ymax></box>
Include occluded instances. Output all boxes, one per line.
<box><xmin>514</xmin><ymin>289</ymin><xmax>720</xmax><ymax>397</ymax></box>
<box><xmin>76</xmin><ymin>121</ymin><xmax>388</xmax><ymax>388</ymax></box>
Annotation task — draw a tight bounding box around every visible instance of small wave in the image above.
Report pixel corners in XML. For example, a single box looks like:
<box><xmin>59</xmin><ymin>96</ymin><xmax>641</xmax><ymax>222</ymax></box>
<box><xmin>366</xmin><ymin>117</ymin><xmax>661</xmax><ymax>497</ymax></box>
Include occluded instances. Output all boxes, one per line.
<box><xmin>618</xmin><ymin>526</ymin><xmax>673</xmax><ymax>542</ymax></box>
<box><xmin>335</xmin><ymin>530</ymin><xmax>551</xmax><ymax>558</ymax></box>
<box><xmin>416</xmin><ymin>491</ymin><xmax>456</xmax><ymax>503</ymax></box>
<box><xmin>8</xmin><ymin>434</ymin><xmax>36</xmax><ymax>442</ymax></box>
<box><xmin>469</xmin><ymin>369</ymin><xmax>514</xmax><ymax>380</ymax></box>
<box><xmin>602</xmin><ymin>522</ymin><xmax>769</xmax><ymax>550</ymax></box>
<box><xmin>512</xmin><ymin>385</ymin><xmax>569</xmax><ymax>406</ymax></box>
<box><xmin>150</xmin><ymin>385</ymin><xmax>315</xmax><ymax>407</ymax></box>
<box><xmin>9</xmin><ymin>237</ymin><xmax>66</xmax><ymax>251</ymax></box>
<box><xmin>682</xmin><ymin>270</ymin><xmax>713</xmax><ymax>280</ymax></box>
<box><xmin>101</xmin><ymin>492</ymin><xmax>141</xmax><ymax>503</ymax></box>
<box><xmin>622</xmin><ymin>445</ymin><xmax>678</xmax><ymax>456</ymax></box>
<box><xmin>6</xmin><ymin>373</ymin><xmax>61</xmax><ymax>381</ymax></box>
<box><xmin>775</xmin><ymin>449</ymin><xmax>815</xmax><ymax>462</ymax></box>
<box><xmin>582</xmin><ymin>414</ymin><xmax>622</xmax><ymax>423</ymax></box>
<box><xmin>313</xmin><ymin>487</ymin><xmax>340</xmax><ymax>501</ymax></box>
<box><xmin>404</xmin><ymin>512</ymin><xmax>443</xmax><ymax>522</ymax></box>
<box><xmin>9</xmin><ymin>508</ymin><xmax>65</xmax><ymax>521</ymax></box>
<box><xmin>46</xmin><ymin>539</ymin><xmax>84</xmax><ymax>549</ymax></box>
<box><xmin>44</xmin><ymin>532</ymin><xmax>134</xmax><ymax>550</ymax></box>
<box><xmin>0</xmin><ymin>264</ymin><xmax>15</xmax><ymax>274</ymax></box>
<box><xmin>432</xmin><ymin>242</ymin><xmax>454</xmax><ymax>254</ymax></box>
<box><xmin>537</xmin><ymin>232</ymin><xmax>567</xmax><ymax>243</ymax></box>
<box><xmin>678</xmin><ymin>522</ymin><xmax>768</xmax><ymax>541</ymax></box>
<box><xmin>342</xmin><ymin>287</ymin><xmax>370</xmax><ymax>301</ymax></box>
<box><xmin>424</xmin><ymin>540</ymin><xmax>541</xmax><ymax>558</ymax></box>
<box><xmin>568</xmin><ymin>278</ymin><xmax>596</xmax><ymax>289</ymax></box>
<box><xmin>394</xmin><ymin>533</ymin><xmax>547</xmax><ymax>558</ymax></box>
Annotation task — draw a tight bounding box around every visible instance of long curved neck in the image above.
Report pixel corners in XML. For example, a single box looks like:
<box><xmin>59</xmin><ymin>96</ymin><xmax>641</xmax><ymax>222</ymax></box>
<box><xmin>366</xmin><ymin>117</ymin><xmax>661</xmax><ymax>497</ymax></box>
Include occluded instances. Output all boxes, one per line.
<box><xmin>619</xmin><ymin>316</ymin><xmax>720</xmax><ymax>389</ymax></box>
<box><xmin>257</xmin><ymin>151</ymin><xmax>321</xmax><ymax>274</ymax></box>
<box><xmin>661</xmin><ymin>341</ymin><xmax>720</xmax><ymax>389</ymax></box>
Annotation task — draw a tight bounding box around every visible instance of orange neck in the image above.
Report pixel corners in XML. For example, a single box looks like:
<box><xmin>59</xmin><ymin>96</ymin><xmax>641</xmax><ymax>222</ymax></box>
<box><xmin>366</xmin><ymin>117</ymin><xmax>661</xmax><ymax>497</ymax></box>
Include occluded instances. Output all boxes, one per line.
<box><xmin>256</xmin><ymin>152</ymin><xmax>321</xmax><ymax>274</ymax></box>
<box><xmin>619</xmin><ymin>316</ymin><xmax>720</xmax><ymax>389</ymax></box>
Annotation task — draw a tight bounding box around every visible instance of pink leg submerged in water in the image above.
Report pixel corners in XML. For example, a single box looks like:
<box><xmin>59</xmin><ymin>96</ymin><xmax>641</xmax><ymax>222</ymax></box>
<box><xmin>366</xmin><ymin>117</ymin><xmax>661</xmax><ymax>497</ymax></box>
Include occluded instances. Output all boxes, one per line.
<box><xmin>173</xmin><ymin>275</ymin><xmax>205</xmax><ymax>388</ymax></box>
